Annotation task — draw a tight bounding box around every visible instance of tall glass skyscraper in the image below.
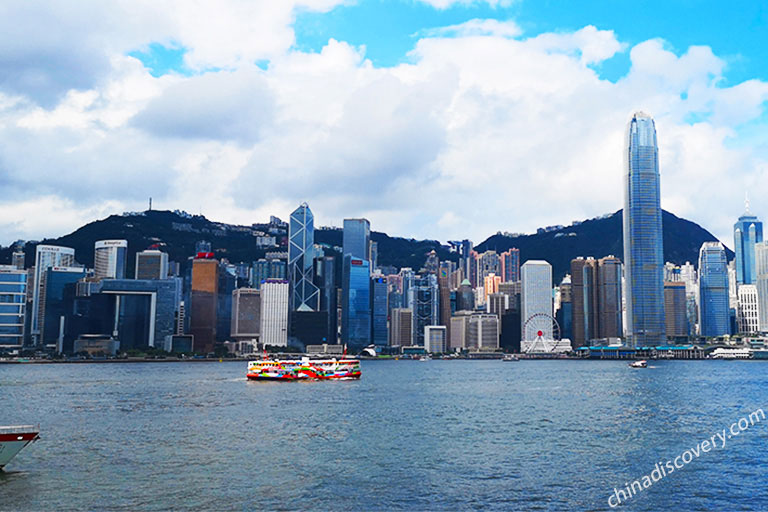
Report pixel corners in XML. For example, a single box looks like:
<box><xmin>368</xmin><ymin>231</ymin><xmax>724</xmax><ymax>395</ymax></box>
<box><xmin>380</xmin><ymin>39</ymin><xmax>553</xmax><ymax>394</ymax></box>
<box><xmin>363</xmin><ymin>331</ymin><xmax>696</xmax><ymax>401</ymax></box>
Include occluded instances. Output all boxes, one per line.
<box><xmin>343</xmin><ymin>218</ymin><xmax>370</xmax><ymax>260</ymax></box>
<box><xmin>341</xmin><ymin>255</ymin><xmax>371</xmax><ymax>349</ymax></box>
<box><xmin>698</xmin><ymin>242</ymin><xmax>729</xmax><ymax>337</ymax></box>
<box><xmin>289</xmin><ymin>203</ymin><xmax>319</xmax><ymax>312</ymax></box>
<box><xmin>623</xmin><ymin>112</ymin><xmax>665</xmax><ymax>346</ymax></box>
<box><xmin>733</xmin><ymin>201</ymin><xmax>763</xmax><ymax>285</ymax></box>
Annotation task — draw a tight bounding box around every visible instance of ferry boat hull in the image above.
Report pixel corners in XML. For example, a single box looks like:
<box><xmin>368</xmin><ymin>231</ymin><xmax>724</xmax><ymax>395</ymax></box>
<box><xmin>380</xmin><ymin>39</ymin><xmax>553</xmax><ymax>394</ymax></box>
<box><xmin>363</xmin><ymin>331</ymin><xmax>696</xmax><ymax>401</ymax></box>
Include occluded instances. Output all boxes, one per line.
<box><xmin>247</xmin><ymin>358</ymin><xmax>361</xmax><ymax>381</ymax></box>
<box><xmin>0</xmin><ymin>428</ymin><xmax>39</xmax><ymax>470</ymax></box>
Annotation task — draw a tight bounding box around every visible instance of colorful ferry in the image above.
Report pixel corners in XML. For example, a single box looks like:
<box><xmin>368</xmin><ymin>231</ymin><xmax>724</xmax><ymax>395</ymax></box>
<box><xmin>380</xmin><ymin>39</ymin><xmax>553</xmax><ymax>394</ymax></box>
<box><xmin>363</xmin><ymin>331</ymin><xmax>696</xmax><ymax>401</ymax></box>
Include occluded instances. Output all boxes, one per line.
<box><xmin>0</xmin><ymin>425</ymin><xmax>39</xmax><ymax>470</ymax></box>
<box><xmin>247</xmin><ymin>357</ymin><xmax>361</xmax><ymax>381</ymax></box>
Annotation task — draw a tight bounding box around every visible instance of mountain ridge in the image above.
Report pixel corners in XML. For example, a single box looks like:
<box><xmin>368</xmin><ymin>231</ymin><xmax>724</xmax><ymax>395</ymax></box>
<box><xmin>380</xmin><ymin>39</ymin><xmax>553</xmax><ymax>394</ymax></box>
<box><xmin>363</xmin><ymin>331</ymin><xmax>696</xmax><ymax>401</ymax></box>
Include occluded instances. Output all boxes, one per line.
<box><xmin>0</xmin><ymin>209</ymin><xmax>731</xmax><ymax>283</ymax></box>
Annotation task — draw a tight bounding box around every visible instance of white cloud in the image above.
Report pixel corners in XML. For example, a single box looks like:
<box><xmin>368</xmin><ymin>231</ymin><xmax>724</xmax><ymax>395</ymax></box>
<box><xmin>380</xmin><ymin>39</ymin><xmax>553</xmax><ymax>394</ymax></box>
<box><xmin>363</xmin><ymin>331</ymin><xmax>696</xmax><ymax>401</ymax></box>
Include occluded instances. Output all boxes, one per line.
<box><xmin>0</xmin><ymin>3</ymin><xmax>766</xmax><ymax>252</ymax></box>
<box><xmin>417</xmin><ymin>0</ymin><xmax>515</xmax><ymax>9</ymax></box>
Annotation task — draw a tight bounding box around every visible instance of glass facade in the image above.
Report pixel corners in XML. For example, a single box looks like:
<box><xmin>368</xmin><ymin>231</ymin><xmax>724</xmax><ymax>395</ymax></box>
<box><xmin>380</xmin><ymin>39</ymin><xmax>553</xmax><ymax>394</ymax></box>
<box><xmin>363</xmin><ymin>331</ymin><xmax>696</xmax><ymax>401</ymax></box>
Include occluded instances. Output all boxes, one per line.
<box><xmin>341</xmin><ymin>256</ymin><xmax>371</xmax><ymax>349</ymax></box>
<box><xmin>371</xmin><ymin>276</ymin><xmax>388</xmax><ymax>347</ymax></box>
<box><xmin>42</xmin><ymin>267</ymin><xmax>87</xmax><ymax>346</ymax></box>
<box><xmin>343</xmin><ymin>219</ymin><xmax>370</xmax><ymax>260</ymax></box>
<box><xmin>733</xmin><ymin>211</ymin><xmax>763</xmax><ymax>285</ymax></box>
<box><xmin>251</xmin><ymin>259</ymin><xmax>286</xmax><ymax>289</ymax></box>
<box><xmin>0</xmin><ymin>268</ymin><xmax>26</xmax><ymax>348</ymax></box>
<box><xmin>408</xmin><ymin>274</ymin><xmax>439</xmax><ymax>346</ymax></box>
<box><xmin>623</xmin><ymin>112</ymin><xmax>665</xmax><ymax>346</ymax></box>
<box><xmin>698</xmin><ymin>243</ymin><xmax>729</xmax><ymax>337</ymax></box>
<box><xmin>289</xmin><ymin>203</ymin><xmax>319</xmax><ymax>311</ymax></box>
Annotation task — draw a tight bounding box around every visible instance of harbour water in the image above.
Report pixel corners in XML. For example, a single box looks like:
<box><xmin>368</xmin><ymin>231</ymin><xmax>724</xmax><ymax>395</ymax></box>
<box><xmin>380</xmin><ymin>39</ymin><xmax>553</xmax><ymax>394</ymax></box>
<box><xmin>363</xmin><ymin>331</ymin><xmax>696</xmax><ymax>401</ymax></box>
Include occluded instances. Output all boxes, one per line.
<box><xmin>2</xmin><ymin>360</ymin><xmax>767</xmax><ymax>511</ymax></box>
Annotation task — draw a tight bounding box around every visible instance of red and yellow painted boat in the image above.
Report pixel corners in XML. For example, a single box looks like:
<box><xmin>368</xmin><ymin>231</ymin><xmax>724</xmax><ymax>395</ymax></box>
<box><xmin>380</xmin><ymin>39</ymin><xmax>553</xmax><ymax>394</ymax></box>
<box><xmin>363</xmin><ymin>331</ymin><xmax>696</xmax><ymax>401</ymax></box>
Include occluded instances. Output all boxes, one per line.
<box><xmin>247</xmin><ymin>358</ymin><xmax>361</xmax><ymax>381</ymax></box>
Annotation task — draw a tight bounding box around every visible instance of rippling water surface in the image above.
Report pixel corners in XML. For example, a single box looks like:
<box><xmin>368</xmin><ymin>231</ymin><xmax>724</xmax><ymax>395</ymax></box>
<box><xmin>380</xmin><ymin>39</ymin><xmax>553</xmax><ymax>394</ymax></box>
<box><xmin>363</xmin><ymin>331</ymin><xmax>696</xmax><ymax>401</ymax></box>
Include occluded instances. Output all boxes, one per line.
<box><xmin>2</xmin><ymin>360</ymin><xmax>768</xmax><ymax>511</ymax></box>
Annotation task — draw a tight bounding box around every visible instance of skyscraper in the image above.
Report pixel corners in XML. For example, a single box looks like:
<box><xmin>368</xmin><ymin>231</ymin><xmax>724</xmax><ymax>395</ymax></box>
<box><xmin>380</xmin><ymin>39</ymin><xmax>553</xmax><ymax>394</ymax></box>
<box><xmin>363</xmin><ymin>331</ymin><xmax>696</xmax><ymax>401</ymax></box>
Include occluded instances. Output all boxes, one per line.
<box><xmin>733</xmin><ymin>200</ymin><xmax>763</xmax><ymax>285</ymax></box>
<box><xmin>371</xmin><ymin>276</ymin><xmax>388</xmax><ymax>348</ymax></box>
<box><xmin>31</xmin><ymin>245</ymin><xmax>76</xmax><ymax>345</ymax></box>
<box><xmin>231</xmin><ymin>288</ymin><xmax>260</xmax><ymax>341</ymax></box>
<box><xmin>664</xmin><ymin>281</ymin><xmax>688</xmax><ymax>339</ymax></box>
<box><xmin>520</xmin><ymin>260</ymin><xmax>553</xmax><ymax>340</ymax></box>
<box><xmin>623</xmin><ymin>111</ymin><xmax>665</xmax><ymax>346</ymax></box>
<box><xmin>754</xmin><ymin>241</ymin><xmax>768</xmax><ymax>331</ymax></box>
<box><xmin>597</xmin><ymin>256</ymin><xmax>623</xmax><ymax>340</ymax></box>
<box><xmin>408</xmin><ymin>274</ymin><xmax>439</xmax><ymax>346</ymax></box>
<box><xmin>343</xmin><ymin>218</ymin><xmax>371</xmax><ymax>260</ymax></box>
<box><xmin>341</xmin><ymin>256</ymin><xmax>371</xmax><ymax>349</ymax></box>
<box><xmin>94</xmin><ymin>240</ymin><xmax>128</xmax><ymax>280</ymax></box>
<box><xmin>390</xmin><ymin>308</ymin><xmax>412</xmax><ymax>347</ymax></box>
<box><xmin>698</xmin><ymin>242</ymin><xmax>729</xmax><ymax>337</ymax></box>
<box><xmin>135</xmin><ymin>249</ymin><xmax>169</xmax><ymax>280</ymax></box>
<box><xmin>289</xmin><ymin>203</ymin><xmax>319</xmax><ymax>311</ymax></box>
<box><xmin>260</xmin><ymin>279</ymin><xmax>289</xmax><ymax>347</ymax></box>
<box><xmin>189</xmin><ymin>256</ymin><xmax>218</xmax><ymax>354</ymax></box>
<box><xmin>500</xmin><ymin>248</ymin><xmax>520</xmax><ymax>283</ymax></box>
<box><xmin>0</xmin><ymin>266</ymin><xmax>27</xmax><ymax>350</ymax></box>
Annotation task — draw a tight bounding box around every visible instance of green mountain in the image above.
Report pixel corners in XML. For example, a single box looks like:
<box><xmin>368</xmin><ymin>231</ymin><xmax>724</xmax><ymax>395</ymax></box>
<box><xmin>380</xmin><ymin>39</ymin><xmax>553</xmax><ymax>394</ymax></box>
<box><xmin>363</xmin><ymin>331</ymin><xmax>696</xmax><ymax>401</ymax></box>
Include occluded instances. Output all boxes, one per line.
<box><xmin>477</xmin><ymin>210</ymin><xmax>732</xmax><ymax>282</ymax></box>
<box><xmin>1</xmin><ymin>208</ymin><xmax>730</xmax><ymax>283</ymax></box>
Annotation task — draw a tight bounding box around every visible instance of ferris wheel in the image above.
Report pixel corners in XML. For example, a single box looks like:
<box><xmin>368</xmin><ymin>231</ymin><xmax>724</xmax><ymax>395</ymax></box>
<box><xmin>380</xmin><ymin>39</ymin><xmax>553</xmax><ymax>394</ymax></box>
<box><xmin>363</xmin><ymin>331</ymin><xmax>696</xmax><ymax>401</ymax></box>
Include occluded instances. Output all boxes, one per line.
<box><xmin>523</xmin><ymin>313</ymin><xmax>561</xmax><ymax>342</ymax></box>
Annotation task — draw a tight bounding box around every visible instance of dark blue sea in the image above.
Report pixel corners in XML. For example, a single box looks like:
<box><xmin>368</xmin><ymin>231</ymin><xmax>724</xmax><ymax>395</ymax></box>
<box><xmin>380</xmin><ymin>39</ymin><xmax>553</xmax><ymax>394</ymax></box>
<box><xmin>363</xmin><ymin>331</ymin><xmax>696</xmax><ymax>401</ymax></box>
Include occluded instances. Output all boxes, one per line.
<box><xmin>2</xmin><ymin>360</ymin><xmax>768</xmax><ymax>511</ymax></box>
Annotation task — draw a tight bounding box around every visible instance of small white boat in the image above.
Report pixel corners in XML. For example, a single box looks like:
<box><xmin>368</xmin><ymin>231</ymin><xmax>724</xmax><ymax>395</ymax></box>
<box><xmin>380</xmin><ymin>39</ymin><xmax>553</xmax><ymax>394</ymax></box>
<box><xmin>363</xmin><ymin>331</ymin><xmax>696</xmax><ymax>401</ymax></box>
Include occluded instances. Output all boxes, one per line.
<box><xmin>419</xmin><ymin>355</ymin><xmax>432</xmax><ymax>361</ymax></box>
<box><xmin>503</xmin><ymin>354</ymin><xmax>519</xmax><ymax>362</ymax></box>
<box><xmin>629</xmin><ymin>360</ymin><xmax>648</xmax><ymax>368</ymax></box>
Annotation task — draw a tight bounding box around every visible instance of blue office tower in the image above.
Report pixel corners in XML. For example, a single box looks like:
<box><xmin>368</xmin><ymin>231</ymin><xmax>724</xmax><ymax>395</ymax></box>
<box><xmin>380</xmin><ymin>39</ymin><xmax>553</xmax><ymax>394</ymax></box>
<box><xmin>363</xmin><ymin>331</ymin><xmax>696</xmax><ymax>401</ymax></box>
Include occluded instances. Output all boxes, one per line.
<box><xmin>289</xmin><ymin>203</ymin><xmax>319</xmax><ymax>311</ymax></box>
<box><xmin>698</xmin><ymin>242</ymin><xmax>729</xmax><ymax>337</ymax></box>
<box><xmin>342</xmin><ymin>255</ymin><xmax>371</xmax><ymax>350</ymax></box>
<box><xmin>623</xmin><ymin>112</ymin><xmax>665</xmax><ymax>346</ymax></box>
<box><xmin>371</xmin><ymin>276</ymin><xmax>388</xmax><ymax>348</ymax></box>
<box><xmin>343</xmin><ymin>219</ymin><xmax>370</xmax><ymax>260</ymax></box>
<box><xmin>733</xmin><ymin>202</ymin><xmax>763</xmax><ymax>285</ymax></box>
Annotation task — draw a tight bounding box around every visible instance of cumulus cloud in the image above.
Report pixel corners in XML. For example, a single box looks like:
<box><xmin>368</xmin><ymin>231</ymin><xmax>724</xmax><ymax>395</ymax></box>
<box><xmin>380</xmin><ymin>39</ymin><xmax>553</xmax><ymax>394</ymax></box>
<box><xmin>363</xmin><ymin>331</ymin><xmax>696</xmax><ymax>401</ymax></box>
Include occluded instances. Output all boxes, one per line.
<box><xmin>0</xmin><ymin>1</ymin><xmax>767</xmax><ymax>251</ymax></box>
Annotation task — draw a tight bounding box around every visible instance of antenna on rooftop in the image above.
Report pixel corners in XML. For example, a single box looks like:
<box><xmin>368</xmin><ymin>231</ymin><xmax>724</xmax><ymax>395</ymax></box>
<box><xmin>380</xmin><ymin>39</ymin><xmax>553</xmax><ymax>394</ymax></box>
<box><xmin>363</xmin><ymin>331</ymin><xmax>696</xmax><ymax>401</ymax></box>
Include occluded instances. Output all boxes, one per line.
<box><xmin>149</xmin><ymin>197</ymin><xmax>152</xmax><ymax>211</ymax></box>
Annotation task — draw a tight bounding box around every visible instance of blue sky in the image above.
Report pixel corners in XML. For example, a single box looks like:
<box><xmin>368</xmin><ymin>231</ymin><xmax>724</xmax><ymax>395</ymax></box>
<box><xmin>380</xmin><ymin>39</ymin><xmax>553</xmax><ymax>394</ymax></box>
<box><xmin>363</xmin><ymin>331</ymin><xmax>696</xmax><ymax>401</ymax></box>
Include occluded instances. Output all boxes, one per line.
<box><xmin>1</xmin><ymin>0</ymin><xmax>767</xmax><ymax>246</ymax></box>
<box><xmin>294</xmin><ymin>0</ymin><xmax>768</xmax><ymax>84</ymax></box>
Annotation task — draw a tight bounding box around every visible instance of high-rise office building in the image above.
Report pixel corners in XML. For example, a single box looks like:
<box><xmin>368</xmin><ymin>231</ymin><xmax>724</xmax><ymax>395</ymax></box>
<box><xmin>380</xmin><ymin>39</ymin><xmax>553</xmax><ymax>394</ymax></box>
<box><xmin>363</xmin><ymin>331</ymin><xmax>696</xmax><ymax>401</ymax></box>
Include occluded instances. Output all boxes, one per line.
<box><xmin>343</xmin><ymin>218</ymin><xmax>371</xmax><ymax>260</ymax></box>
<box><xmin>457</xmin><ymin>279</ymin><xmax>475</xmax><ymax>311</ymax></box>
<box><xmin>251</xmin><ymin>258</ymin><xmax>287</xmax><ymax>289</ymax></box>
<box><xmin>390</xmin><ymin>308</ymin><xmax>412</xmax><ymax>347</ymax></box>
<box><xmin>521</xmin><ymin>260</ymin><xmax>553</xmax><ymax>340</ymax></box>
<box><xmin>260</xmin><ymin>279</ymin><xmax>289</xmax><ymax>347</ymax></box>
<box><xmin>467</xmin><ymin>314</ymin><xmax>500</xmax><ymax>350</ymax></box>
<box><xmin>135</xmin><ymin>250</ymin><xmax>169</xmax><ymax>280</ymax></box>
<box><xmin>371</xmin><ymin>276</ymin><xmax>388</xmax><ymax>348</ymax></box>
<box><xmin>94</xmin><ymin>240</ymin><xmax>128</xmax><ymax>280</ymax></box>
<box><xmin>438</xmin><ymin>272</ymin><xmax>452</xmax><ymax>340</ymax></box>
<box><xmin>597</xmin><ymin>256</ymin><xmax>623</xmax><ymax>340</ymax></box>
<box><xmin>31</xmin><ymin>245</ymin><xmax>76</xmax><ymax>345</ymax></box>
<box><xmin>754</xmin><ymin>241</ymin><xmax>768</xmax><ymax>331</ymax></box>
<box><xmin>737</xmin><ymin>285</ymin><xmax>759</xmax><ymax>334</ymax></box>
<box><xmin>478</xmin><ymin>251</ymin><xmax>501</xmax><ymax>283</ymax></box>
<box><xmin>500</xmin><ymin>248</ymin><xmax>520</xmax><ymax>283</ymax></box>
<box><xmin>289</xmin><ymin>203</ymin><xmax>319</xmax><ymax>311</ymax></box>
<box><xmin>623</xmin><ymin>111</ymin><xmax>665</xmax><ymax>346</ymax></box>
<box><xmin>556</xmin><ymin>276</ymin><xmax>572</xmax><ymax>341</ymax></box>
<box><xmin>369</xmin><ymin>240</ymin><xmax>378</xmax><ymax>272</ymax></box>
<box><xmin>664</xmin><ymin>281</ymin><xmax>688</xmax><ymax>339</ymax></box>
<box><xmin>341</xmin><ymin>256</ymin><xmax>371</xmax><ymax>349</ymax></box>
<box><xmin>40</xmin><ymin>266</ymin><xmax>87</xmax><ymax>347</ymax></box>
<box><xmin>733</xmin><ymin>201</ymin><xmax>763</xmax><ymax>285</ymax></box>
<box><xmin>12</xmin><ymin>251</ymin><xmax>25</xmax><ymax>270</ymax></box>
<box><xmin>317</xmin><ymin>256</ymin><xmax>338</xmax><ymax>345</ymax></box>
<box><xmin>189</xmin><ymin>256</ymin><xmax>218</xmax><ymax>354</ymax></box>
<box><xmin>0</xmin><ymin>266</ymin><xmax>27</xmax><ymax>350</ymax></box>
<box><xmin>408</xmin><ymin>274</ymin><xmax>439</xmax><ymax>347</ymax></box>
<box><xmin>570</xmin><ymin>257</ymin><xmax>598</xmax><ymax>345</ymax></box>
<box><xmin>424</xmin><ymin>325</ymin><xmax>447</xmax><ymax>353</ymax></box>
<box><xmin>698</xmin><ymin>242</ymin><xmax>729</xmax><ymax>337</ymax></box>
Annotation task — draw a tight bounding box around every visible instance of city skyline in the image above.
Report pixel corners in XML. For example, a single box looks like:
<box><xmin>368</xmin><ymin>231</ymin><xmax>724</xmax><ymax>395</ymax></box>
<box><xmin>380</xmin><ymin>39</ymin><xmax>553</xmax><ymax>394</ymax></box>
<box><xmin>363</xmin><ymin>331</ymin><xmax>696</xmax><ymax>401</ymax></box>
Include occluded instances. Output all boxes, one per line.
<box><xmin>0</xmin><ymin>2</ymin><xmax>766</xmax><ymax>247</ymax></box>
